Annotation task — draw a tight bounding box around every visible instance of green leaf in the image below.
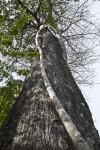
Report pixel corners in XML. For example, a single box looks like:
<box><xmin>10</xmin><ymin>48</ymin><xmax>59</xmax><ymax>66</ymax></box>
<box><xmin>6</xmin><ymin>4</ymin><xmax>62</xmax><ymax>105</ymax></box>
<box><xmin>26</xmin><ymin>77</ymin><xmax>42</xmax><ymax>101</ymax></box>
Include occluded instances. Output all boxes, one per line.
<box><xmin>0</xmin><ymin>15</ymin><xmax>4</xmax><ymax>20</ymax></box>
<box><xmin>17</xmin><ymin>68</ymin><xmax>30</xmax><ymax>76</ymax></box>
<box><xmin>0</xmin><ymin>78</ymin><xmax>24</xmax><ymax>127</ymax></box>
<box><xmin>46</xmin><ymin>17</ymin><xmax>57</xmax><ymax>28</ymax></box>
<box><xmin>1</xmin><ymin>37</ymin><xmax>13</xmax><ymax>48</ymax></box>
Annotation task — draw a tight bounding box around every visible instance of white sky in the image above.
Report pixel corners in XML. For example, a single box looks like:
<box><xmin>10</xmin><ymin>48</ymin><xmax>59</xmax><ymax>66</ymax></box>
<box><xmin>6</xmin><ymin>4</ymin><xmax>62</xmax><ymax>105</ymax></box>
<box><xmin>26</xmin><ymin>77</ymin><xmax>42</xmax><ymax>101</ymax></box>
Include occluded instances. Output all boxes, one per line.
<box><xmin>81</xmin><ymin>0</ymin><xmax>100</xmax><ymax>135</ymax></box>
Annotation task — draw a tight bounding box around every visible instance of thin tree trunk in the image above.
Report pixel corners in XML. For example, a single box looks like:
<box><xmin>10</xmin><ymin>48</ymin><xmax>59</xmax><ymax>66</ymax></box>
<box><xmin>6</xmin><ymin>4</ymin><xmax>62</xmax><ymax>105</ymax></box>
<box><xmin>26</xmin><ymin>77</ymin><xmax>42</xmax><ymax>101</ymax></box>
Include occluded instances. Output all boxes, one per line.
<box><xmin>0</xmin><ymin>27</ymin><xmax>99</xmax><ymax>150</ymax></box>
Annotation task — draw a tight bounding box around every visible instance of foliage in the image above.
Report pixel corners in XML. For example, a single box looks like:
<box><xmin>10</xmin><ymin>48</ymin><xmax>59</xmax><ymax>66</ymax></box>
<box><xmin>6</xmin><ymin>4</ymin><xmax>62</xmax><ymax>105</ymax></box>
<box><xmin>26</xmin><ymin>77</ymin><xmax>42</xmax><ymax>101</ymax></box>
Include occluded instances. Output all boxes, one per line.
<box><xmin>0</xmin><ymin>77</ymin><xmax>23</xmax><ymax>127</ymax></box>
<box><xmin>0</xmin><ymin>0</ymin><xmax>40</xmax><ymax>126</ymax></box>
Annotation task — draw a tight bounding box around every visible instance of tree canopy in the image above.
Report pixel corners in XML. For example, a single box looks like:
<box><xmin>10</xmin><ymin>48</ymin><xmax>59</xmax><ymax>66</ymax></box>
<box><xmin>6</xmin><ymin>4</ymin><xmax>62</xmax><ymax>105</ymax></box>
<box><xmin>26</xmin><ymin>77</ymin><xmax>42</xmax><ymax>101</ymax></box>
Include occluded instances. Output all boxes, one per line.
<box><xmin>0</xmin><ymin>0</ymin><xmax>100</xmax><ymax>127</ymax></box>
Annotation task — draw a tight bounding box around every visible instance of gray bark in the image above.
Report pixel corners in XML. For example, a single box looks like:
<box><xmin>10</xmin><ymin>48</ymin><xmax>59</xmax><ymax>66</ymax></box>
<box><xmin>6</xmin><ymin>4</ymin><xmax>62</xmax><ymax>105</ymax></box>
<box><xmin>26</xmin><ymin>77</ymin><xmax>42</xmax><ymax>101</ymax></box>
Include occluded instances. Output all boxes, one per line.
<box><xmin>0</xmin><ymin>27</ymin><xmax>99</xmax><ymax>150</ymax></box>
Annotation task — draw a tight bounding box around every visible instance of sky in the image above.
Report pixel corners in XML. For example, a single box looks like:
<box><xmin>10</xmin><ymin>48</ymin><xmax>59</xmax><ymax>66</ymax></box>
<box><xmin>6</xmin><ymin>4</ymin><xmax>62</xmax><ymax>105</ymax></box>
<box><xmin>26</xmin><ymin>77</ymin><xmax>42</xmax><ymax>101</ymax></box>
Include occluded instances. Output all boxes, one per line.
<box><xmin>80</xmin><ymin>0</ymin><xmax>100</xmax><ymax>135</ymax></box>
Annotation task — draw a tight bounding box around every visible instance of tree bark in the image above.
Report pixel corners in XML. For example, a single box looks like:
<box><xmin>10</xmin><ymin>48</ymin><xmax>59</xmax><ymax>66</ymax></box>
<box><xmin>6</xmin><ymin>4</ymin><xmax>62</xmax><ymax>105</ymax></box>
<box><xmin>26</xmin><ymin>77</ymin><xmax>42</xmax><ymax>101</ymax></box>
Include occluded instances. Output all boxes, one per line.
<box><xmin>0</xmin><ymin>27</ymin><xmax>99</xmax><ymax>150</ymax></box>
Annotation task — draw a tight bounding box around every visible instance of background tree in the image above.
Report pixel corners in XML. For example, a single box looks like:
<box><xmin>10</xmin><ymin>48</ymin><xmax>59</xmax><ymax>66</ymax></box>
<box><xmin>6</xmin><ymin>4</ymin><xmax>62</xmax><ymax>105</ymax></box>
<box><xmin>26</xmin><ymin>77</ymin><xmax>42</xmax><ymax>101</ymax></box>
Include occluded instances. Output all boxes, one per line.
<box><xmin>0</xmin><ymin>0</ymin><xmax>100</xmax><ymax>149</ymax></box>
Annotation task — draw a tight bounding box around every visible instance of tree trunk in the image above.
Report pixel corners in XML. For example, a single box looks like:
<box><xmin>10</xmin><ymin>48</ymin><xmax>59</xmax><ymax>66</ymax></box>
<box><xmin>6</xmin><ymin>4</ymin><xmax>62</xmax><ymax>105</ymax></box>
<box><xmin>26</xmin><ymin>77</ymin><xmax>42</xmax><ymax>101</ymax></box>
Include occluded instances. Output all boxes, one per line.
<box><xmin>0</xmin><ymin>27</ymin><xmax>99</xmax><ymax>150</ymax></box>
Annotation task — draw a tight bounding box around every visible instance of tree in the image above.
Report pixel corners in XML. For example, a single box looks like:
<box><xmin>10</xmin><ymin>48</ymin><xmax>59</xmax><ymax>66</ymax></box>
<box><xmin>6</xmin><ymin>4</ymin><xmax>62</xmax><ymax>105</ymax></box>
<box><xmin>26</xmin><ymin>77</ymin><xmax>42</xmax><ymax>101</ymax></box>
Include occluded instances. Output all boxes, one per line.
<box><xmin>0</xmin><ymin>0</ymin><xmax>100</xmax><ymax>150</ymax></box>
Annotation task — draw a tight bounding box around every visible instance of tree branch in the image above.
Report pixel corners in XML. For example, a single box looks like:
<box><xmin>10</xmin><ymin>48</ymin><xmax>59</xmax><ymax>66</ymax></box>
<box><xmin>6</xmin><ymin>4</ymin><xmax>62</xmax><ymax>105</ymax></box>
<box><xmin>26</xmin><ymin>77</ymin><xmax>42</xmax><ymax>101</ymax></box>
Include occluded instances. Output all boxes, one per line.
<box><xmin>17</xmin><ymin>0</ymin><xmax>41</xmax><ymax>28</ymax></box>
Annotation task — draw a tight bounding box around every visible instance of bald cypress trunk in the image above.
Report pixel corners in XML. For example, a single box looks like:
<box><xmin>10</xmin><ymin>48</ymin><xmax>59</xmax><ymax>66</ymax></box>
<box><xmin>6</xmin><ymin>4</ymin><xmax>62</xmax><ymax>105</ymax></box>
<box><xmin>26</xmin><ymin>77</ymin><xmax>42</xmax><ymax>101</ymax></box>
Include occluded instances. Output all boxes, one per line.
<box><xmin>0</xmin><ymin>28</ymin><xmax>99</xmax><ymax>150</ymax></box>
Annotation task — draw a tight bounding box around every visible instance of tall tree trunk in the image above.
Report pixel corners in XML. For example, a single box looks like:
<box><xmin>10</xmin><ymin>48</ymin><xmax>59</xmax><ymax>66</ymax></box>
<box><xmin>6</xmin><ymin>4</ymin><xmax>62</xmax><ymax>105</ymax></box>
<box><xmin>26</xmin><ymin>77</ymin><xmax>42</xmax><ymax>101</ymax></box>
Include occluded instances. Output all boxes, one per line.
<box><xmin>0</xmin><ymin>26</ymin><xmax>99</xmax><ymax>150</ymax></box>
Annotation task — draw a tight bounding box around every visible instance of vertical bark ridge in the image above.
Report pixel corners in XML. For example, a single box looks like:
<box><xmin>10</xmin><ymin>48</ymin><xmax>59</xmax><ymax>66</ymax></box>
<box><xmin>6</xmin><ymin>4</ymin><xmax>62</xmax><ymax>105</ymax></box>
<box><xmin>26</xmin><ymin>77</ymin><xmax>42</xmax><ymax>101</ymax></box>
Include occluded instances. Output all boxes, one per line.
<box><xmin>36</xmin><ymin>25</ymin><xmax>99</xmax><ymax>150</ymax></box>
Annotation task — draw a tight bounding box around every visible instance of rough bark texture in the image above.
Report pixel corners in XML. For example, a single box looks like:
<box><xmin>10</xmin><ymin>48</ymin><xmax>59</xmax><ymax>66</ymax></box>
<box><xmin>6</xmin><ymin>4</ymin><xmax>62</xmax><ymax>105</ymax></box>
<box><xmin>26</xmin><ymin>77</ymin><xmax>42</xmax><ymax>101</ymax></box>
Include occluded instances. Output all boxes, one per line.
<box><xmin>0</xmin><ymin>29</ymin><xmax>99</xmax><ymax>150</ymax></box>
